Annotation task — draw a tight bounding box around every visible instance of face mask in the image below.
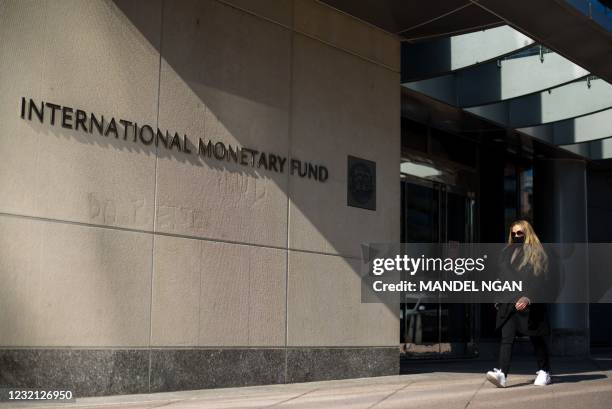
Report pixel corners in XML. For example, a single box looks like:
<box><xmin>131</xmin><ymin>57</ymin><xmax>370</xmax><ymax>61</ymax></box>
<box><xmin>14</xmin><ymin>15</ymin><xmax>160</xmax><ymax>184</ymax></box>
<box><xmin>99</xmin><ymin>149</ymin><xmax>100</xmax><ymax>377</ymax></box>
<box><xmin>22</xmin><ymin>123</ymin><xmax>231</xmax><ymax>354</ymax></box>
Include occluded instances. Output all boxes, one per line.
<box><xmin>512</xmin><ymin>236</ymin><xmax>525</xmax><ymax>244</ymax></box>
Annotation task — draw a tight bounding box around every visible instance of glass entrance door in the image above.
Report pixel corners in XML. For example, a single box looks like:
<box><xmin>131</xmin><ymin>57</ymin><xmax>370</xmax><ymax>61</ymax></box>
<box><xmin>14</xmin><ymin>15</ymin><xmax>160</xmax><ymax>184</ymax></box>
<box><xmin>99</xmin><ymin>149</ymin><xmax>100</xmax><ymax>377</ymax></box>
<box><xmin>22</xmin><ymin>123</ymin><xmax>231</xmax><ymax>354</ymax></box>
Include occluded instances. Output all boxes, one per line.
<box><xmin>400</xmin><ymin>174</ymin><xmax>477</xmax><ymax>358</ymax></box>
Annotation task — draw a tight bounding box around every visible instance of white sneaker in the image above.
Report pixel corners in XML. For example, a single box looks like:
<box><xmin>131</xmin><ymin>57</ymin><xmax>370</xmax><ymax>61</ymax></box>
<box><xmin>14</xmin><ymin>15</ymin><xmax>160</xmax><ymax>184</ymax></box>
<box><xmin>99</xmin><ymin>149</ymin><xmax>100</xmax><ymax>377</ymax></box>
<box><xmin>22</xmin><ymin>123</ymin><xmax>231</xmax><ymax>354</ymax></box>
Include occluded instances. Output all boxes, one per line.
<box><xmin>534</xmin><ymin>370</ymin><xmax>551</xmax><ymax>386</ymax></box>
<box><xmin>486</xmin><ymin>368</ymin><xmax>507</xmax><ymax>388</ymax></box>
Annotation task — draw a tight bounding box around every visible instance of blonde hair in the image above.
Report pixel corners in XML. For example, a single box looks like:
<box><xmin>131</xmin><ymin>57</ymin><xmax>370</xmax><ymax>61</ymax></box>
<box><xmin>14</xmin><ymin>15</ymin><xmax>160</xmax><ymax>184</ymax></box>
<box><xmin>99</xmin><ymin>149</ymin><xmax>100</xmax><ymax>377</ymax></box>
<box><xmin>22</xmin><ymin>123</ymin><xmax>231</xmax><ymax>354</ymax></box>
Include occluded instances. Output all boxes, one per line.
<box><xmin>507</xmin><ymin>220</ymin><xmax>548</xmax><ymax>276</ymax></box>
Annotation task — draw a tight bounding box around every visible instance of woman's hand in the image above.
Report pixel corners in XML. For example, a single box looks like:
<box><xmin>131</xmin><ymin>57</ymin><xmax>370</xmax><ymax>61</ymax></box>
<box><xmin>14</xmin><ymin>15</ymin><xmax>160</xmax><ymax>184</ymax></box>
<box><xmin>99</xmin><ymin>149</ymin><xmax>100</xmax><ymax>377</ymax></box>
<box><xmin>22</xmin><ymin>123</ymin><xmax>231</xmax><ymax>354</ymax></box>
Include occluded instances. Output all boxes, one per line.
<box><xmin>515</xmin><ymin>296</ymin><xmax>531</xmax><ymax>311</ymax></box>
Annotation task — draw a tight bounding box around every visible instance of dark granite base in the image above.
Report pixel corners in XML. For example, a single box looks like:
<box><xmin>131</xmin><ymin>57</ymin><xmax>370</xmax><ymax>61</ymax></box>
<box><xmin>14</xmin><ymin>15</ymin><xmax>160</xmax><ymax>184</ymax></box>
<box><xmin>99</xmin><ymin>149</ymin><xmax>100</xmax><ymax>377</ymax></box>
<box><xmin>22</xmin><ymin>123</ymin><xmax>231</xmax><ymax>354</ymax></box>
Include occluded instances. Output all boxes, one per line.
<box><xmin>286</xmin><ymin>347</ymin><xmax>399</xmax><ymax>383</ymax></box>
<box><xmin>149</xmin><ymin>348</ymin><xmax>286</xmax><ymax>392</ymax></box>
<box><xmin>0</xmin><ymin>347</ymin><xmax>398</xmax><ymax>397</ymax></box>
<box><xmin>0</xmin><ymin>349</ymin><xmax>149</xmax><ymax>396</ymax></box>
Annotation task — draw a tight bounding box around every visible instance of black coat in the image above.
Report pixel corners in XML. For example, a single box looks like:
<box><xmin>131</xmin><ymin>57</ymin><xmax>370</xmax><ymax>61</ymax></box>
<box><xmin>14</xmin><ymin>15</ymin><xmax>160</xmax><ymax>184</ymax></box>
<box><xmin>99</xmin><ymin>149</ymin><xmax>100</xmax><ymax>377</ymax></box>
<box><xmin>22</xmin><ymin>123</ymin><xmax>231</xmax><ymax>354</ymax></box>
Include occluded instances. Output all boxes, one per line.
<box><xmin>494</xmin><ymin>245</ymin><xmax>551</xmax><ymax>336</ymax></box>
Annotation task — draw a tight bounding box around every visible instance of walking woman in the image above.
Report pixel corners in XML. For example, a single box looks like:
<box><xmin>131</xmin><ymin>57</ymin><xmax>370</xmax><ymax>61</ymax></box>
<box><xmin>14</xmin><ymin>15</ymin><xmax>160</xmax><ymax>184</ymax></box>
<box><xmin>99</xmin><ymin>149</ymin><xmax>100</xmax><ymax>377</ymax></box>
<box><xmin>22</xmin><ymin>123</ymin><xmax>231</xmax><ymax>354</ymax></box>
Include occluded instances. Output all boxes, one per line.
<box><xmin>486</xmin><ymin>220</ymin><xmax>552</xmax><ymax>388</ymax></box>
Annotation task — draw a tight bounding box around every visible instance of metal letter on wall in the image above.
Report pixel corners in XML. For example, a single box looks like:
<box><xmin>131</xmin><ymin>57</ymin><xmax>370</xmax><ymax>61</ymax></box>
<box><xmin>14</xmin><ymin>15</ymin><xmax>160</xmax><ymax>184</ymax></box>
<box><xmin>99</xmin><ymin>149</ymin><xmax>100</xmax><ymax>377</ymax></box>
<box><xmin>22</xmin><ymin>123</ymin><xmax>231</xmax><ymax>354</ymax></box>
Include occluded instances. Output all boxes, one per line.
<box><xmin>347</xmin><ymin>155</ymin><xmax>376</xmax><ymax>211</ymax></box>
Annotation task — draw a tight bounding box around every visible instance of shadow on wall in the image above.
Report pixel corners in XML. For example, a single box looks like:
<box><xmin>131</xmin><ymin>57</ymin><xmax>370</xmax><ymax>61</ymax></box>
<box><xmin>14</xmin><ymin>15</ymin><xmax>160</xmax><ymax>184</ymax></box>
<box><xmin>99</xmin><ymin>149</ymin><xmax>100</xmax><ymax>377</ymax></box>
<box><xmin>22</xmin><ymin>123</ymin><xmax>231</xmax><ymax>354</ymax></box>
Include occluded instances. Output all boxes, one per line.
<box><xmin>0</xmin><ymin>0</ymin><xmax>400</xmax><ymax>354</ymax></box>
<box><xmin>19</xmin><ymin>0</ymin><xmax>291</xmax><ymax>174</ymax></box>
<box><xmin>117</xmin><ymin>0</ymin><xmax>399</xmax><ymax>342</ymax></box>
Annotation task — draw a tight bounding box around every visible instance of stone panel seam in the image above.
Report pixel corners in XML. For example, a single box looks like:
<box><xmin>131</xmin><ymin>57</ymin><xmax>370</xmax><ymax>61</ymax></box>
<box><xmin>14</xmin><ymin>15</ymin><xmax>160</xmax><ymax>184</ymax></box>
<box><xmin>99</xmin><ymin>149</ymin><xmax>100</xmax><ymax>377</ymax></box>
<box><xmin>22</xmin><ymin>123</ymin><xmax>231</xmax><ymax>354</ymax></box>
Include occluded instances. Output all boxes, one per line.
<box><xmin>397</xmin><ymin>3</ymin><xmax>472</xmax><ymax>35</ymax></box>
<box><xmin>310</xmin><ymin>0</ymin><xmax>401</xmax><ymax>38</ymax></box>
<box><xmin>0</xmin><ymin>211</ymin><xmax>363</xmax><ymax>259</ymax></box>
<box><xmin>0</xmin><ymin>346</ymin><xmax>397</xmax><ymax>349</ymax></box>
<box><xmin>212</xmin><ymin>0</ymin><xmax>400</xmax><ymax>73</ymax></box>
<box><xmin>147</xmin><ymin>0</ymin><xmax>166</xmax><ymax>393</ymax></box>
<box><xmin>296</xmin><ymin>30</ymin><xmax>400</xmax><ymax>74</ymax></box>
<box><xmin>284</xmin><ymin>0</ymin><xmax>297</xmax><ymax>385</ymax></box>
<box><xmin>214</xmin><ymin>0</ymin><xmax>400</xmax><ymax>41</ymax></box>
<box><xmin>215</xmin><ymin>0</ymin><xmax>294</xmax><ymax>30</ymax></box>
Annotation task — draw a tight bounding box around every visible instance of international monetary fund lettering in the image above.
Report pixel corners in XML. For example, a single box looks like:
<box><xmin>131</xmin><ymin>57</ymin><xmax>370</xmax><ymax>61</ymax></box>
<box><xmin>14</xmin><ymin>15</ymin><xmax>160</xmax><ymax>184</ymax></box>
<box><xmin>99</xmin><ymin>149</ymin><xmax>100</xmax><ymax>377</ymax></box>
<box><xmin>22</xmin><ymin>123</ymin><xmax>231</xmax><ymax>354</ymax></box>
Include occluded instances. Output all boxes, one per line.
<box><xmin>19</xmin><ymin>98</ymin><xmax>329</xmax><ymax>182</ymax></box>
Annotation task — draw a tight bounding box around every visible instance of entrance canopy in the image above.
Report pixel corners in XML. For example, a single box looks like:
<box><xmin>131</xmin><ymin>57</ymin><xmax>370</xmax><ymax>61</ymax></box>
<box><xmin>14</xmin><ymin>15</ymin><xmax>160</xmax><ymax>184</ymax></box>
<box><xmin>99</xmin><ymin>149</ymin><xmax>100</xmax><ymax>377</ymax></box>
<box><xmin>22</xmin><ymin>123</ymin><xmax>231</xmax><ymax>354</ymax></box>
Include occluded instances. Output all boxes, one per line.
<box><xmin>323</xmin><ymin>0</ymin><xmax>612</xmax><ymax>160</ymax></box>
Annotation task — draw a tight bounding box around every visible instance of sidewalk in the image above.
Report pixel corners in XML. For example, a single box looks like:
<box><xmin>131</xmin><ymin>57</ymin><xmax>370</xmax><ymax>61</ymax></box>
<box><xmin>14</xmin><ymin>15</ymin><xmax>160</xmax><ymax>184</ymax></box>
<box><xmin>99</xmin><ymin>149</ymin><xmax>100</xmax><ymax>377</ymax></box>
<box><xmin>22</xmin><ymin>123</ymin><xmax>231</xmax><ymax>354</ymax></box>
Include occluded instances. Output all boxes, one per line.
<box><xmin>3</xmin><ymin>353</ymin><xmax>611</xmax><ymax>409</ymax></box>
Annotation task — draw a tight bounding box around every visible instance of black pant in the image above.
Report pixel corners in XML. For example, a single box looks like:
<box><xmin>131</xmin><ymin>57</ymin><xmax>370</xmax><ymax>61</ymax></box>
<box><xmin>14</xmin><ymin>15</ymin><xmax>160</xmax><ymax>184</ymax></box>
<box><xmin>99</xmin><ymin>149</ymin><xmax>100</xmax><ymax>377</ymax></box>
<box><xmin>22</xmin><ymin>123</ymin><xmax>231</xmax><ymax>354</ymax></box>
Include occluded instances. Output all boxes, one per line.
<box><xmin>498</xmin><ymin>313</ymin><xmax>550</xmax><ymax>376</ymax></box>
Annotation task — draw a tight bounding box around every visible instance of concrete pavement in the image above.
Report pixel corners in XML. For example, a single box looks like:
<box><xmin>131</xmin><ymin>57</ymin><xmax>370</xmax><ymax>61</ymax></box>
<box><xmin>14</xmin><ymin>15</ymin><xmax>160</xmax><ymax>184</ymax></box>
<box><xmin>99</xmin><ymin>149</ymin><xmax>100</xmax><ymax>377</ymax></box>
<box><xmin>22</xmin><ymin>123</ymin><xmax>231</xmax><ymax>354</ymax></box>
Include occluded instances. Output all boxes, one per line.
<box><xmin>2</xmin><ymin>353</ymin><xmax>611</xmax><ymax>409</ymax></box>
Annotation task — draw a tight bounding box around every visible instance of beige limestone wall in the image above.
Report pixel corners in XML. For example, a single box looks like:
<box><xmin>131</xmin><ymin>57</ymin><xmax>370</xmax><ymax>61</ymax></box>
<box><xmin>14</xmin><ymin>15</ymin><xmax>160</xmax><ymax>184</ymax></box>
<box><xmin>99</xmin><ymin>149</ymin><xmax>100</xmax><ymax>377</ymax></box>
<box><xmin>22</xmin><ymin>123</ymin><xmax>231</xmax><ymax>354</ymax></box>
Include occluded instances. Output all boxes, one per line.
<box><xmin>0</xmin><ymin>0</ymin><xmax>400</xmax><ymax>348</ymax></box>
